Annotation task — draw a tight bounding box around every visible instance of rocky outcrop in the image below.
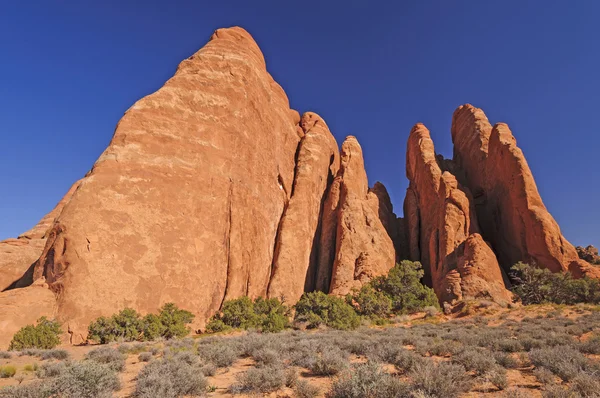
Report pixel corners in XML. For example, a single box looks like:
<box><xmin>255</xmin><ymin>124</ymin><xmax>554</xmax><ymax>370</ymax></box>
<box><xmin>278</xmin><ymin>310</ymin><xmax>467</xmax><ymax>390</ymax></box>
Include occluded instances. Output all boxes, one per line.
<box><xmin>268</xmin><ymin>112</ymin><xmax>339</xmax><ymax>303</ymax></box>
<box><xmin>451</xmin><ymin>105</ymin><xmax>594</xmax><ymax>276</ymax></box>
<box><xmin>404</xmin><ymin>124</ymin><xmax>511</xmax><ymax>305</ymax></box>
<box><xmin>576</xmin><ymin>245</ymin><xmax>600</xmax><ymax>265</ymax></box>
<box><xmin>326</xmin><ymin>137</ymin><xmax>397</xmax><ymax>296</ymax></box>
<box><xmin>0</xmin><ymin>180</ymin><xmax>81</xmax><ymax>291</ymax></box>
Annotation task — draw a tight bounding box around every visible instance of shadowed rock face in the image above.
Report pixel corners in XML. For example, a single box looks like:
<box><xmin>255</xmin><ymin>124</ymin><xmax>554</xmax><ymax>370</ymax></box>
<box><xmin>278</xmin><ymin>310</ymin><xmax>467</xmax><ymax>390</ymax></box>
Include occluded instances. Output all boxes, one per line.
<box><xmin>403</xmin><ymin>104</ymin><xmax>599</xmax><ymax>306</ymax></box>
<box><xmin>451</xmin><ymin>105</ymin><xmax>596</xmax><ymax>277</ymax></box>
<box><xmin>404</xmin><ymin>124</ymin><xmax>511</xmax><ymax>305</ymax></box>
<box><xmin>268</xmin><ymin>112</ymin><xmax>340</xmax><ymax>304</ymax></box>
<box><xmin>0</xmin><ymin>27</ymin><xmax>399</xmax><ymax>345</ymax></box>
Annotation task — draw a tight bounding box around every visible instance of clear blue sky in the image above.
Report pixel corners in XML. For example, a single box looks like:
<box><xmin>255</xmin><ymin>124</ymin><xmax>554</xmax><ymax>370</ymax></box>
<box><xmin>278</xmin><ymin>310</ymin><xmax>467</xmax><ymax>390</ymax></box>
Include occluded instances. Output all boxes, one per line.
<box><xmin>1</xmin><ymin>1</ymin><xmax>598</xmax><ymax>247</ymax></box>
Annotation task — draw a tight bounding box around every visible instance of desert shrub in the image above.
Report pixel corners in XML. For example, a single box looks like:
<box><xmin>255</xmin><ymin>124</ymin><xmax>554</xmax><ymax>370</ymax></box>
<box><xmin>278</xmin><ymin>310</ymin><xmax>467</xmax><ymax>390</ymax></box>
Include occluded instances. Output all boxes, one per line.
<box><xmin>424</xmin><ymin>306</ymin><xmax>439</xmax><ymax>317</ymax></box>
<box><xmin>497</xmin><ymin>339</ymin><xmax>523</xmax><ymax>353</ymax></box>
<box><xmin>453</xmin><ymin>348</ymin><xmax>496</xmax><ymax>375</ymax></box>
<box><xmin>510</xmin><ymin>262</ymin><xmax>600</xmax><ymax>305</ymax></box>
<box><xmin>533</xmin><ymin>367</ymin><xmax>556</xmax><ymax>384</ymax></box>
<box><xmin>0</xmin><ymin>351</ymin><xmax>11</xmax><ymax>359</ymax></box>
<box><xmin>197</xmin><ymin>343</ymin><xmax>238</xmax><ymax>368</ymax></box>
<box><xmin>529</xmin><ymin>345</ymin><xmax>590</xmax><ymax>381</ymax></box>
<box><xmin>568</xmin><ymin>372</ymin><xmax>600</xmax><ymax>397</ymax></box>
<box><xmin>579</xmin><ymin>334</ymin><xmax>600</xmax><ymax>354</ymax></box>
<box><xmin>230</xmin><ymin>364</ymin><xmax>286</xmax><ymax>394</ymax></box>
<box><xmin>155</xmin><ymin>303</ymin><xmax>195</xmax><ymax>339</ymax></box>
<box><xmin>326</xmin><ymin>362</ymin><xmax>410</xmax><ymax>398</ymax></box>
<box><xmin>295</xmin><ymin>379</ymin><xmax>320</xmax><ymax>398</ymax></box>
<box><xmin>392</xmin><ymin>349</ymin><xmax>426</xmax><ymax>374</ymax></box>
<box><xmin>85</xmin><ymin>347</ymin><xmax>125</xmax><ymax>371</ymax></box>
<box><xmin>294</xmin><ymin>291</ymin><xmax>360</xmax><ymax>330</ymax></box>
<box><xmin>308</xmin><ymin>348</ymin><xmax>348</xmax><ymax>376</ymax></box>
<box><xmin>40</xmin><ymin>349</ymin><xmax>69</xmax><ymax>360</ymax></box>
<box><xmin>493</xmin><ymin>352</ymin><xmax>520</xmax><ymax>369</ymax></box>
<box><xmin>484</xmin><ymin>367</ymin><xmax>508</xmax><ymax>390</ymax></box>
<box><xmin>348</xmin><ymin>284</ymin><xmax>392</xmax><ymax>319</ymax></box>
<box><xmin>409</xmin><ymin>361</ymin><xmax>472</xmax><ymax>398</ymax></box>
<box><xmin>135</xmin><ymin>356</ymin><xmax>206</xmax><ymax>398</ymax></box>
<box><xmin>9</xmin><ymin>317</ymin><xmax>62</xmax><ymax>350</ymax></box>
<box><xmin>204</xmin><ymin>319</ymin><xmax>231</xmax><ymax>333</ymax></box>
<box><xmin>0</xmin><ymin>365</ymin><xmax>16</xmax><ymax>378</ymax></box>
<box><xmin>200</xmin><ymin>363</ymin><xmax>216</xmax><ymax>377</ymax></box>
<box><xmin>206</xmin><ymin>296</ymin><xmax>289</xmax><ymax>333</ymax></box>
<box><xmin>0</xmin><ymin>381</ymin><xmax>53</xmax><ymax>398</ymax></box>
<box><xmin>138</xmin><ymin>352</ymin><xmax>153</xmax><ymax>362</ymax></box>
<box><xmin>250</xmin><ymin>347</ymin><xmax>280</xmax><ymax>366</ymax></box>
<box><xmin>23</xmin><ymin>363</ymin><xmax>38</xmax><ymax>372</ymax></box>
<box><xmin>36</xmin><ymin>361</ymin><xmax>68</xmax><ymax>378</ymax></box>
<box><xmin>370</xmin><ymin>260</ymin><xmax>439</xmax><ymax>314</ymax></box>
<box><xmin>88</xmin><ymin>308</ymin><xmax>144</xmax><ymax>344</ymax></box>
<box><xmin>285</xmin><ymin>367</ymin><xmax>298</xmax><ymax>387</ymax></box>
<box><xmin>51</xmin><ymin>361</ymin><xmax>120</xmax><ymax>398</ymax></box>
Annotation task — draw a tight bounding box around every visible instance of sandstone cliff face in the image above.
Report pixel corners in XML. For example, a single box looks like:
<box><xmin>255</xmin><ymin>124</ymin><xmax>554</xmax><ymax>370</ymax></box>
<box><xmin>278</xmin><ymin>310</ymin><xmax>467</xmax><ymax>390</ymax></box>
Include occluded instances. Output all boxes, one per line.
<box><xmin>2</xmin><ymin>28</ymin><xmax>398</xmax><ymax>344</ymax></box>
<box><xmin>27</xmin><ymin>27</ymin><xmax>302</xmax><ymax>341</ymax></box>
<box><xmin>404</xmin><ymin>124</ymin><xmax>511</xmax><ymax>305</ymax></box>
<box><xmin>451</xmin><ymin>105</ymin><xmax>594</xmax><ymax>276</ymax></box>
<box><xmin>326</xmin><ymin>137</ymin><xmax>397</xmax><ymax>296</ymax></box>
<box><xmin>268</xmin><ymin>112</ymin><xmax>340</xmax><ymax>304</ymax></box>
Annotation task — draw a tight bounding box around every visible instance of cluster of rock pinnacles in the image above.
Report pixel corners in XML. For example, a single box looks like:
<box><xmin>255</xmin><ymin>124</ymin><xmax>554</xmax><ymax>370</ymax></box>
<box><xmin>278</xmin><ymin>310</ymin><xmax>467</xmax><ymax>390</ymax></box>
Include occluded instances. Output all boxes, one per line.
<box><xmin>0</xmin><ymin>27</ymin><xmax>597</xmax><ymax>347</ymax></box>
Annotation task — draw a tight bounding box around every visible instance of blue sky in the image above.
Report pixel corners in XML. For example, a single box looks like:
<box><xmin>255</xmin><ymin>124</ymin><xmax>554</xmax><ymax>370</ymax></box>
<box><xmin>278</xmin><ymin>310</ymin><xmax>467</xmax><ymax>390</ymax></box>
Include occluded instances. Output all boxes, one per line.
<box><xmin>0</xmin><ymin>1</ymin><xmax>598</xmax><ymax>247</ymax></box>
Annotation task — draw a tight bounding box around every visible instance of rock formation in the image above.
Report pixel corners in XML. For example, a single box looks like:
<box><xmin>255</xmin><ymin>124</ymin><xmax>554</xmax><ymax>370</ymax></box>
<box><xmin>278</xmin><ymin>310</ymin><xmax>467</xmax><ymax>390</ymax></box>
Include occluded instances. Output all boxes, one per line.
<box><xmin>0</xmin><ymin>180</ymin><xmax>81</xmax><ymax>291</ymax></box>
<box><xmin>326</xmin><ymin>137</ymin><xmax>397</xmax><ymax>296</ymax></box>
<box><xmin>451</xmin><ymin>105</ymin><xmax>597</xmax><ymax>278</ymax></box>
<box><xmin>0</xmin><ymin>27</ymin><xmax>398</xmax><ymax>346</ymax></box>
<box><xmin>577</xmin><ymin>245</ymin><xmax>600</xmax><ymax>265</ymax></box>
<box><xmin>0</xmin><ymin>27</ymin><xmax>595</xmax><ymax>346</ymax></box>
<box><xmin>267</xmin><ymin>112</ymin><xmax>340</xmax><ymax>304</ymax></box>
<box><xmin>403</xmin><ymin>104</ymin><xmax>599</xmax><ymax>307</ymax></box>
<box><xmin>404</xmin><ymin>124</ymin><xmax>511</xmax><ymax>305</ymax></box>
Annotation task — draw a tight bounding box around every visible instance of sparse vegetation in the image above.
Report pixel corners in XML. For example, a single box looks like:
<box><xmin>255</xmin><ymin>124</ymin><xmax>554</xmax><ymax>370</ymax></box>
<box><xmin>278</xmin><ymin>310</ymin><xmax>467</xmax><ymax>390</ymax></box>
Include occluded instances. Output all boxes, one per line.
<box><xmin>135</xmin><ymin>355</ymin><xmax>207</xmax><ymax>398</ymax></box>
<box><xmin>230</xmin><ymin>364</ymin><xmax>286</xmax><ymax>394</ymax></box>
<box><xmin>0</xmin><ymin>366</ymin><xmax>16</xmax><ymax>378</ymax></box>
<box><xmin>8</xmin><ymin>317</ymin><xmax>62</xmax><ymax>350</ymax></box>
<box><xmin>510</xmin><ymin>262</ymin><xmax>600</xmax><ymax>305</ymax></box>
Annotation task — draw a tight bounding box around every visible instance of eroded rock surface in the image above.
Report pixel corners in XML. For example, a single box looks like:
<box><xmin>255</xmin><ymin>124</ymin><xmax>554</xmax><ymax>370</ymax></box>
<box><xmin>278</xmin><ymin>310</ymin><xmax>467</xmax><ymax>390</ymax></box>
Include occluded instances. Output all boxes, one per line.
<box><xmin>327</xmin><ymin>137</ymin><xmax>397</xmax><ymax>296</ymax></box>
<box><xmin>25</xmin><ymin>27</ymin><xmax>302</xmax><ymax>341</ymax></box>
<box><xmin>0</xmin><ymin>180</ymin><xmax>81</xmax><ymax>291</ymax></box>
<box><xmin>404</xmin><ymin>124</ymin><xmax>511</xmax><ymax>305</ymax></box>
<box><xmin>452</xmin><ymin>105</ymin><xmax>593</xmax><ymax>275</ymax></box>
<box><xmin>268</xmin><ymin>112</ymin><xmax>339</xmax><ymax>303</ymax></box>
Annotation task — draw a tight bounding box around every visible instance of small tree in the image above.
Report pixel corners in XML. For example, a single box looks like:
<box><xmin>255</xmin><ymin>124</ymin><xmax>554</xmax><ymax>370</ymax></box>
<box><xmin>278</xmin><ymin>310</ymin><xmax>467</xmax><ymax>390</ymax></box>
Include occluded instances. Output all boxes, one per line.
<box><xmin>294</xmin><ymin>291</ymin><xmax>360</xmax><ymax>330</ymax></box>
<box><xmin>347</xmin><ymin>284</ymin><xmax>392</xmax><ymax>320</ymax></box>
<box><xmin>9</xmin><ymin>317</ymin><xmax>62</xmax><ymax>350</ymax></box>
<box><xmin>206</xmin><ymin>296</ymin><xmax>289</xmax><ymax>333</ymax></box>
<box><xmin>88</xmin><ymin>308</ymin><xmax>144</xmax><ymax>344</ymax></box>
<box><xmin>371</xmin><ymin>260</ymin><xmax>439</xmax><ymax>313</ymax></box>
<box><xmin>157</xmin><ymin>303</ymin><xmax>195</xmax><ymax>339</ymax></box>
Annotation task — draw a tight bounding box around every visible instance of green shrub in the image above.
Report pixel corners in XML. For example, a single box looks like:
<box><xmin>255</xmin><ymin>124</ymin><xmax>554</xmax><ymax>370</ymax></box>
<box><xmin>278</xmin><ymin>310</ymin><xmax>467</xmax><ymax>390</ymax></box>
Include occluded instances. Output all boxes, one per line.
<box><xmin>510</xmin><ymin>262</ymin><xmax>600</xmax><ymax>305</ymax></box>
<box><xmin>155</xmin><ymin>303</ymin><xmax>195</xmax><ymax>339</ymax></box>
<box><xmin>206</xmin><ymin>296</ymin><xmax>289</xmax><ymax>333</ymax></box>
<box><xmin>0</xmin><ymin>365</ymin><xmax>16</xmax><ymax>378</ymax></box>
<box><xmin>370</xmin><ymin>261</ymin><xmax>439</xmax><ymax>314</ymax></box>
<box><xmin>88</xmin><ymin>304</ymin><xmax>194</xmax><ymax>343</ymax></box>
<box><xmin>294</xmin><ymin>291</ymin><xmax>360</xmax><ymax>330</ymax></box>
<box><xmin>88</xmin><ymin>308</ymin><xmax>144</xmax><ymax>344</ymax></box>
<box><xmin>348</xmin><ymin>284</ymin><xmax>392</xmax><ymax>319</ymax></box>
<box><xmin>9</xmin><ymin>317</ymin><xmax>62</xmax><ymax>350</ymax></box>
